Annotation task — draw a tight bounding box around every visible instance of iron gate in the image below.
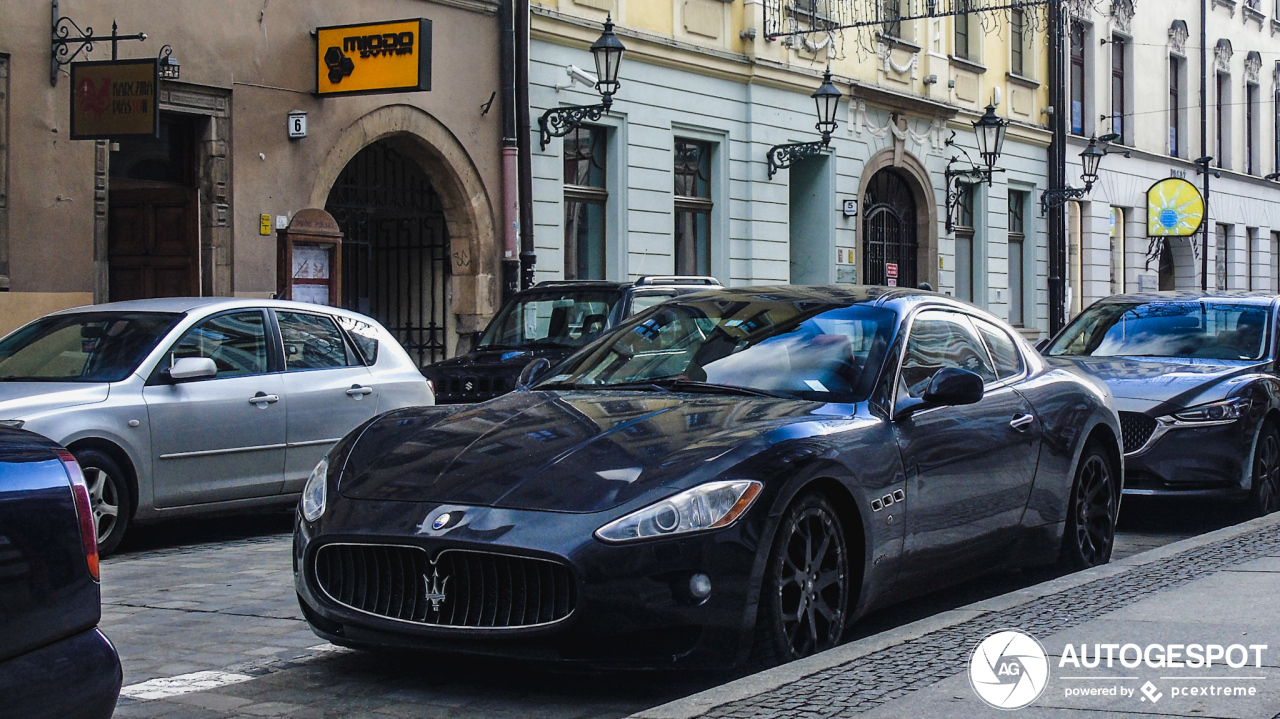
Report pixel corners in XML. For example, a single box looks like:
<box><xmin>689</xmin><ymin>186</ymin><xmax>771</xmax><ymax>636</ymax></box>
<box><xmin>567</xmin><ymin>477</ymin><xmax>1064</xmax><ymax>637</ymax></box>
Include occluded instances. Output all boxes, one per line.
<box><xmin>862</xmin><ymin>170</ymin><xmax>919</xmax><ymax>288</ymax></box>
<box><xmin>326</xmin><ymin>141</ymin><xmax>450</xmax><ymax>367</ymax></box>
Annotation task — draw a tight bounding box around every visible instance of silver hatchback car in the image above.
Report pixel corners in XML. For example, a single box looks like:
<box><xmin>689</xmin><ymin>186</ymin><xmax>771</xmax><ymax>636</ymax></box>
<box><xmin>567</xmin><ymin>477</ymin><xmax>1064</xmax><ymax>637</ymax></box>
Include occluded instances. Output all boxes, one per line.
<box><xmin>0</xmin><ymin>298</ymin><xmax>433</xmax><ymax>553</ymax></box>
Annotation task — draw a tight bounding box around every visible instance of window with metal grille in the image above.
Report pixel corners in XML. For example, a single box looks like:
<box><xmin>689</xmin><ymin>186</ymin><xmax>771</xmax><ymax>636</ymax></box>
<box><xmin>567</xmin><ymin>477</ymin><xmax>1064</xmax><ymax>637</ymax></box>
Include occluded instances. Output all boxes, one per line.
<box><xmin>954</xmin><ymin>186</ymin><xmax>975</xmax><ymax>303</ymax></box>
<box><xmin>1008</xmin><ymin>191</ymin><xmax>1027</xmax><ymax>326</ymax></box>
<box><xmin>674</xmin><ymin>139</ymin><xmax>712</xmax><ymax>276</ymax></box>
<box><xmin>563</xmin><ymin>126</ymin><xmax>607</xmax><ymax>280</ymax></box>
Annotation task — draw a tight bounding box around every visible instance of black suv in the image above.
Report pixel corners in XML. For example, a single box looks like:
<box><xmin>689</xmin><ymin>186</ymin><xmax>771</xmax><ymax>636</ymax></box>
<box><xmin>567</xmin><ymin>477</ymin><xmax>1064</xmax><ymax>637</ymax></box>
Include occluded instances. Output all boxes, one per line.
<box><xmin>425</xmin><ymin>276</ymin><xmax>721</xmax><ymax>403</ymax></box>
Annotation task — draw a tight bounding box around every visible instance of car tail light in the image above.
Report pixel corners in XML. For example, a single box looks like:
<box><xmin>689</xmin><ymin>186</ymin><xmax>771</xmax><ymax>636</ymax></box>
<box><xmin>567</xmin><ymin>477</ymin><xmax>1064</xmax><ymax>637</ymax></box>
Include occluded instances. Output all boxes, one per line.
<box><xmin>426</xmin><ymin>379</ymin><xmax>436</xmax><ymax>396</ymax></box>
<box><xmin>55</xmin><ymin>449</ymin><xmax>99</xmax><ymax>581</ymax></box>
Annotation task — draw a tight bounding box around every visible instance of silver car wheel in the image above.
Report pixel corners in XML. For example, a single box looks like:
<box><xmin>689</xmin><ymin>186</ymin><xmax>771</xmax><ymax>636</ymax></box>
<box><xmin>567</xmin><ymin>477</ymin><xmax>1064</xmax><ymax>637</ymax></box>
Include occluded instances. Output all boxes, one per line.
<box><xmin>85</xmin><ymin>467</ymin><xmax>120</xmax><ymax>545</ymax></box>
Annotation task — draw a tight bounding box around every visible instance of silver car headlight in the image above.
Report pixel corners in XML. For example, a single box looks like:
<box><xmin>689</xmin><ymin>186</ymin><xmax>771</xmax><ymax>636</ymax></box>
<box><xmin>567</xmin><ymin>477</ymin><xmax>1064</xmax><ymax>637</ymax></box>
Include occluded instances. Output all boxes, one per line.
<box><xmin>301</xmin><ymin>456</ymin><xmax>329</xmax><ymax>523</ymax></box>
<box><xmin>594</xmin><ymin>480</ymin><xmax>763</xmax><ymax>544</ymax></box>
<box><xmin>1171</xmin><ymin>398</ymin><xmax>1250</xmax><ymax>423</ymax></box>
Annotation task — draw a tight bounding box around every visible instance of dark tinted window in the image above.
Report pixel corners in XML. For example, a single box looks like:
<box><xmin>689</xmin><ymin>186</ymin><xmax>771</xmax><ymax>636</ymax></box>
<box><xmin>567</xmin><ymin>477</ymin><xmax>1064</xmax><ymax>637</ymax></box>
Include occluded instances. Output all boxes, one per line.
<box><xmin>900</xmin><ymin>311</ymin><xmax>998</xmax><ymax>398</ymax></box>
<box><xmin>1048</xmin><ymin>301</ymin><xmax>1272</xmax><ymax>361</ymax></box>
<box><xmin>171</xmin><ymin>312</ymin><xmax>268</xmax><ymax>378</ymax></box>
<box><xmin>478</xmin><ymin>290</ymin><xmax>620</xmax><ymax>350</ymax></box>
<box><xmin>278</xmin><ymin>312</ymin><xmax>352</xmax><ymax>370</ymax></box>
<box><xmin>0</xmin><ymin>312</ymin><xmax>181</xmax><ymax>383</ymax></box>
<box><xmin>974</xmin><ymin>318</ymin><xmax>1026</xmax><ymax>380</ymax></box>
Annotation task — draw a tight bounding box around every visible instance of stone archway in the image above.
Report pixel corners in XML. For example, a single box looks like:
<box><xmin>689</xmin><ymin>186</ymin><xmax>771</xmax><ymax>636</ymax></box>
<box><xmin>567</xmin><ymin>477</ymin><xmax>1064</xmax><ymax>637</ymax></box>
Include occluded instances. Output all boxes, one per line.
<box><xmin>858</xmin><ymin>148</ymin><xmax>939</xmax><ymax>289</ymax></box>
<box><xmin>310</xmin><ymin>105</ymin><xmax>497</xmax><ymax>353</ymax></box>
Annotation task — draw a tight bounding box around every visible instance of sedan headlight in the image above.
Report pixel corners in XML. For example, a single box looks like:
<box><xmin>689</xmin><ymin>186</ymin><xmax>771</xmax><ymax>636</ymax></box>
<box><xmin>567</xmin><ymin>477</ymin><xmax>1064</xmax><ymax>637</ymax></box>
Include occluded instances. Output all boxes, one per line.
<box><xmin>1172</xmin><ymin>398</ymin><xmax>1250</xmax><ymax>423</ymax></box>
<box><xmin>595</xmin><ymin>480</ymin><xmax>763</xmax><ymax>543</ymax></box>
<box><xmin>300</xmin><ymin>456</ymin><xmax>329</xmax><ymax>523</ymax></box>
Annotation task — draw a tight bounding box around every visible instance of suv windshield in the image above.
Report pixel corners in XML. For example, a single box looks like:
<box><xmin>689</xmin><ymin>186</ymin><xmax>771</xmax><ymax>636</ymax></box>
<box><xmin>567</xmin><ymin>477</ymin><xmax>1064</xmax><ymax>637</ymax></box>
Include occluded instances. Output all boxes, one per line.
<box><xmin>0</xmin><ymin>312</ymin><xmax>183</xmax><ymax>382</ymax></box>
<box><xmin>1047</xmin><ymin>301</ymin><xmax>1273</xmax><ymax>361</ymax></box>
<box><xmin>540</xmin><ymin>299</ymin><xmax>897</xmax><ymax>402</ymax></box>
<box><xmin>477</xmin><ymin>290</ymin><xmax>620</xmax><ymax>350</ymax></box>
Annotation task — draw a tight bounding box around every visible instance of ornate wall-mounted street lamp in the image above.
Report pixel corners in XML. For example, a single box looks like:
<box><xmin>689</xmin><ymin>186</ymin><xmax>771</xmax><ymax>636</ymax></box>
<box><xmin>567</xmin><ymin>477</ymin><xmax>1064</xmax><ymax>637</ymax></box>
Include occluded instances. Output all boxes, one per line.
<box><xmin>538</xmin><ymin>16</ymin><xmax>625</xmax><ymax>150</ymax></box>
<box><xmin>157</xmin><ymin>44</ymin><xmax>180</xmax><ymax>80</ymax></box>
<box><xmin>766</xmin><ymin>69</ymin><xmax>842</xmax><ymax>179</ymax></box>
<box><xmin>1039</xmin><ymin>134</ymin><xmax>1113</xmax><ymax>215</ymax></box>
<box><xmin>944</xmin><ymin>104</ymin><xmax>1010</xmax><ymax>233</ymax></box>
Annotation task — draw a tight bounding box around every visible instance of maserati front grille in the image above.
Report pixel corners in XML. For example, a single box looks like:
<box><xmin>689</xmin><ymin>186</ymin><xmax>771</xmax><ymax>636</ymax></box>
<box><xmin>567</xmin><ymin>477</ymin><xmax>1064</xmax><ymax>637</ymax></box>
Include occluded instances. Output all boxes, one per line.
<box><xmin>314</xmin><ymin>543</ymin><xmax>576</xmax><ymax>629</ymax></box>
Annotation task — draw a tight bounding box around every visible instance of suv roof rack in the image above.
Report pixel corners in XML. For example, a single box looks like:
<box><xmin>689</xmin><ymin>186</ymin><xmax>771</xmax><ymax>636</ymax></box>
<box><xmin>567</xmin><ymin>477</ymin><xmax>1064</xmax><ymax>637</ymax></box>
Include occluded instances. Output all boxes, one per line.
<box><xmin>532</xmin><ymin>280</ymin><xmax>621</xmax><ymax>288</ymax></box>
<box><xmin>633</xmin><ymin>275</ymin><xmax>722</xmax><ymax>287</ymax></box>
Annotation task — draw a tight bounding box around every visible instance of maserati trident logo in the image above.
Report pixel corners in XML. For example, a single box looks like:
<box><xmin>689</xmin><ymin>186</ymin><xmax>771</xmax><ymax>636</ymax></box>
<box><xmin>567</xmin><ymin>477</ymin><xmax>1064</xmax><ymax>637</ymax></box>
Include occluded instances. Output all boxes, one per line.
<box><xmin>431</xmin><ymin>512</ymin><xmax>452</xmax><ymax>530</ymax></box>
<box><xmin>423</xmin><ymin>567</ymin><xmax>449</xmax><ymax>612</ymax></box>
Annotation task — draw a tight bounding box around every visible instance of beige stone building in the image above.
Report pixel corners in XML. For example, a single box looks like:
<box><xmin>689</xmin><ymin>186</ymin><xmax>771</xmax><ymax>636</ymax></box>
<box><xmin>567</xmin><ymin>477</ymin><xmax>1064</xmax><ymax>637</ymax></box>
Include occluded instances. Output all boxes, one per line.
<box><xmin>0</xmin><ymin>0</ymin><xmax>504</xmax><ymax>363</ymax></box>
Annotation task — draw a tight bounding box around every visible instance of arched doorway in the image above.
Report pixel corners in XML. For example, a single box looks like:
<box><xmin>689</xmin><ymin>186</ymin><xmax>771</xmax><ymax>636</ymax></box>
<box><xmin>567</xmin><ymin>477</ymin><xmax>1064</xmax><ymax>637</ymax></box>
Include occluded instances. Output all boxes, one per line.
<box><xmin>862</xmin><ymin>169</ymin><xmax>919</xmax><ymax>288</ymax></box>
<box><xmin>325</xmin><ymin>140</ymin><xmax>450</xmax><ymax>366</ymax></box>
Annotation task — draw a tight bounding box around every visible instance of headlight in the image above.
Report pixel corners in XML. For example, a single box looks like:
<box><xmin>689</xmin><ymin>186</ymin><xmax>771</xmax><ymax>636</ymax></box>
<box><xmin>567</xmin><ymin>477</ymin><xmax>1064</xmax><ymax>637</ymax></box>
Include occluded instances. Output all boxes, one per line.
<box><xmin>300</xmin><ymin>456</ymin><xmax>329</xmax><ymax>523</ymax></box>
<box><xmin>0</xmin><ymin>420</ymin><xmax>25</xmax><ymax>428</ymax></box>
<box><xmin>594</xmin><ymin>480</ymin><xmax>763</xmax><ymax>543</ymax></box>
<box><xmin>1172</xmin><ymin>398</ymin><xmax>1250</xmax><ymax>423</ymax></box>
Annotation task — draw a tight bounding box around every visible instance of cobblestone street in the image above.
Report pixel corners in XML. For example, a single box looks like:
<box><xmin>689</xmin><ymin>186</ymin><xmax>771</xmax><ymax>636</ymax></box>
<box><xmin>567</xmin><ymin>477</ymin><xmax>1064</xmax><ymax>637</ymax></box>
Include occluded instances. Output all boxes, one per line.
<box><xmin>100</xmin><ymin>499</ymin><xmax>1241</xmax><ymax>719</ymax></box>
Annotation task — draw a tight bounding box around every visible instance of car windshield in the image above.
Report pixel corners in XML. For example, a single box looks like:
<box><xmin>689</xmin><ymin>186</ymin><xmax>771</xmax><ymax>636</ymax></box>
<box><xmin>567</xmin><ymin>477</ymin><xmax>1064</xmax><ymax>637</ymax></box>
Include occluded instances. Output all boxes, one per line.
<box><xmin>0</xmin><ymin>311</ymin><xmax>183</xmax><ymax>382</ymax></box>
<box><xmin>539</xmin><ymin>299</ymin><xmax>897</xmax><ymax>402</ymax></box>
<box><xmin>477</xmin><ymin>289</ymin><xmax>620</xmax><ymax>350</ymax></box>
<box><xmin>1047</xmin><ymin>301</ymin><xmax>1273</xmax><ymax>361</ymax></box>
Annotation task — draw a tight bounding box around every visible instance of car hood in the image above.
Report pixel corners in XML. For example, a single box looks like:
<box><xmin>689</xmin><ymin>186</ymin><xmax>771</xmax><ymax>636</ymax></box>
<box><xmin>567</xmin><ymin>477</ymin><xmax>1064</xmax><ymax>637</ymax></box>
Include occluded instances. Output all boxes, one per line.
<box><xmin>1054</xmin><ymin>356</ymin><xmax>1262</xmax><ymax>407</ymax></box>
<box><xmin>0</xmin><ymin>382</ymin><xmax>111</xmax><ymax>419</ymax></box>
<box><xmin>338</xmin><ymin>390</ymin><xmax>826</xmax><ymax>513</ymax></box>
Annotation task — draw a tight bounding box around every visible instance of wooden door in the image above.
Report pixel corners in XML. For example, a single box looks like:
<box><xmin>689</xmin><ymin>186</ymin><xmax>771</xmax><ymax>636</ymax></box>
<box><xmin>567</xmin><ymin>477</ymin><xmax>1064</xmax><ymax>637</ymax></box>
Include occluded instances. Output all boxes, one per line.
<box><xmin>108</xmin><ymin>186</ymin><xmax>199</xmax><ymax>301</ymax></box>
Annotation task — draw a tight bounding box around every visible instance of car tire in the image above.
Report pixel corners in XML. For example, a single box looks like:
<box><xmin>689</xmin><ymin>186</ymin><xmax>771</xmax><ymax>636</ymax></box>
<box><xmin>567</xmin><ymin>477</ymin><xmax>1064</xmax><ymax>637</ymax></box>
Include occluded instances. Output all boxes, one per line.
<box><xmin>751</xmin><ymin>491</ymin><xmax>850</xmax><ymax>668</ymax></box>
<box><xmin>73</xmin><ymin>448</ymin><xmax>132</xmax><ymax>557</ymax></box>
<box><xmin>1247</xmin><ymin>421</ymin><xmax>1280</xmax><ymax>517</ymax></box>
<box><xmin>1057</xmin><ymin>440</ymin><xmax>1118</xmax><ymax>572</ymax></box>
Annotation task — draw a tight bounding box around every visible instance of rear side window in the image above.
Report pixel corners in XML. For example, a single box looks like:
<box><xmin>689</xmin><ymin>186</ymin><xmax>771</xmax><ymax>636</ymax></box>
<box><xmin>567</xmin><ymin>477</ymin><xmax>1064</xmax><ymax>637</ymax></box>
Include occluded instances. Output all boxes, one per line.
<box><xmin>338</xmin><ymin>317</ymin><xmax>380</xmax><ymax>364</ymax></box>
<box><xmin>974</xmin><ymin>318</ymin><xmax>1026</xmax><ymax>381</ymax></box>
<box><xmin>277</xmin><ymin>312</ymin><xmax>354</xmax><ymax>370</ymax></box>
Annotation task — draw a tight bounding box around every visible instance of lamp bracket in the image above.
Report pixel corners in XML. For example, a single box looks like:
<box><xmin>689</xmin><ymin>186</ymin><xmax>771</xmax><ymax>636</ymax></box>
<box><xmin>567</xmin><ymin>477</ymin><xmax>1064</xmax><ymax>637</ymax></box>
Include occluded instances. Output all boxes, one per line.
<box><xmin>538</xmin><ymin>103</ymin><xmax>609</xmax><ymax>150</ymax></box>
<box><xmin>49</xmin><ymin>1</ymin><xmax>147</xmax><ymax>86</ymax></box>
<box><xmin>1039</xmin><ymin>184</ymin><xmax>1094</xmax><ymax>216</ymax></box>
<box><xmin>766</xmin><ymin>140</ymin><xmax>829</xmax><ymax>180</ymax></box>
<box><xmin>944</xmin><ymin>155</ymin><xmax>1003</xmax><ymax>234</ymax></box>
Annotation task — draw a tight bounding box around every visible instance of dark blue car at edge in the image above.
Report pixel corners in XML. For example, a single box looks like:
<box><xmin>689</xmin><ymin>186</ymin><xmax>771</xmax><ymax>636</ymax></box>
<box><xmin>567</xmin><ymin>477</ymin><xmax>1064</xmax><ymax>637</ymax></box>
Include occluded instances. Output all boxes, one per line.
<box><xmin>0</xmin><ymin>426</ymin><xmax>122</xmax><ymax>719</ymax></box>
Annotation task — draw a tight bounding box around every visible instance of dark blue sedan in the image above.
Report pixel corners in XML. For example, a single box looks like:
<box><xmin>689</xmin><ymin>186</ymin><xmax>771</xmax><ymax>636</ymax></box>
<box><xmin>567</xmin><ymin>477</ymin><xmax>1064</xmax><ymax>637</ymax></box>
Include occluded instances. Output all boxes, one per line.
<box><xmin>0</xmin><ymin>426</ymin><xmax>122</xmax><ymax>718</ymax></box>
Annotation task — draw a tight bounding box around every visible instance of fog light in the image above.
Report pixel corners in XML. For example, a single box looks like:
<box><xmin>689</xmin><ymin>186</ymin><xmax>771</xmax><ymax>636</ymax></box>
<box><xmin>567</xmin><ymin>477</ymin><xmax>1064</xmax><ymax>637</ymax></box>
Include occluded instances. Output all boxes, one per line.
<box><xmin>689</xmin><ymin>573</ymin><xmax>712</xmax><ymax>600</ymax></box>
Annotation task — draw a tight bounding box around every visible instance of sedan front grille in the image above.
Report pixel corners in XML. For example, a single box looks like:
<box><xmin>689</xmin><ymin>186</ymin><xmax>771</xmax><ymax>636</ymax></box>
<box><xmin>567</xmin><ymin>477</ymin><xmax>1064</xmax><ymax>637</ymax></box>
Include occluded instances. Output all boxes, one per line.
<box><xmin>314</xmin><ymin>544</ymin><xmax>576</xmax><ymax>629</ymax></box>
<box><xmin>1119</xmin><ymin>412</ymin><xmax>1158</xmax><ymax>454</ymax></box>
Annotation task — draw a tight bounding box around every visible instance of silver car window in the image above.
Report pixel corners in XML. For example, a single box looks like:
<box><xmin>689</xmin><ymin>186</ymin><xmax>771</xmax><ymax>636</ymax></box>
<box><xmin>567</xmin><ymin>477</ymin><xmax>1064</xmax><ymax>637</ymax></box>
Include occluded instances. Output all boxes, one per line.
<box><xmin>278</xmin><ymin>311</ymin><xmax>353</xmax><ymax>371</ymax></box>
<box><xmin>171</xmin><ymin>311</ymin><xmax>269</xmax><ymax>378</ymax></box>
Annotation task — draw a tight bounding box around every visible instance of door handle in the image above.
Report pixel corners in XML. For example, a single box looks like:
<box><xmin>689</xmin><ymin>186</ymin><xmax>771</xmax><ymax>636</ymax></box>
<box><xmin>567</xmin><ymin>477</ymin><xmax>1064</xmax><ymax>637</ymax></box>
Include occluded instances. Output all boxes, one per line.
<box><xmin>250</xmin><ymin>393</ymin><xmax>280</xmax><ymax>405</ymax></box>
<box><xmin>346</xmin><ymin>385</ymin><xmax>374</xmax><ymax>397</ymax></box>
<box><xmin>1010</xmin><ymin>414</ymin><xmax>1036</xmax><ymax>432</ymax></box>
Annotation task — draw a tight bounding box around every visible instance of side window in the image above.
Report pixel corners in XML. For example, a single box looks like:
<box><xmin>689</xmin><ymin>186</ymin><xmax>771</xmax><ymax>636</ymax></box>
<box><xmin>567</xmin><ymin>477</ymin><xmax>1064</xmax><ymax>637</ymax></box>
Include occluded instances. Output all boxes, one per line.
<box><xmin>337</xmin><ymin>317</ymin><xmax>380</xmax><ymax>364</ymax></box>
<box><xmin>170</xmin><ymin>311</ymin><xmax>268</xmax><ymax>378</ymax></box>
<box><xmin>899</xmin><ymin>310</ymin><xmax>998</xmax><ymax>398</ymax></box>
<box><xmin>974</xmin><ymin>319</ymin><xmax>1027</xmax><ymax>381</ymax></box>
<box><xmin>628</xmin><ymin>293</ymin><xmax>676</xmax><ymax>317</ymax></box>
<box><xmin>277</xmin><ymin>311</ymin><xmax>352</xmax><ymax>371</ymax></box>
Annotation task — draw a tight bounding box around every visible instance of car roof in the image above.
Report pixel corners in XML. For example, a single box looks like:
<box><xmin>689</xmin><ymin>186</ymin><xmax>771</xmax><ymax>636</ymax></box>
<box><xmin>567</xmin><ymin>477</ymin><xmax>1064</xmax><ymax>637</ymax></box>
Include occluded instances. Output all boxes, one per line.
<box><xmin>48</xmin><ymin>297</ymin><xmax>380</xmax><ymax>322</ymax></box>
<box><xmin>1093</xmin><ymin>291</ymin><xmax>1279</xmax><ymax>307</ymax></box>
<box><xmin>663</xmin><ymin>284</ymin><xmax>978</xmax><ymax>309</ymax></box>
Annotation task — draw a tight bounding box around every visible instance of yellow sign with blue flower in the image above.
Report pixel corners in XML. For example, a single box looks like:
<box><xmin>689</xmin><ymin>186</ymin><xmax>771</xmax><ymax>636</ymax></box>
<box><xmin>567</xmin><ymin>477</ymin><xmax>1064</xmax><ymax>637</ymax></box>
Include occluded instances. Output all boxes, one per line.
<box><xmin>1147</xmin><ymin>178</ymin><xmax>1205</xmax><ymax>237</ymax></box>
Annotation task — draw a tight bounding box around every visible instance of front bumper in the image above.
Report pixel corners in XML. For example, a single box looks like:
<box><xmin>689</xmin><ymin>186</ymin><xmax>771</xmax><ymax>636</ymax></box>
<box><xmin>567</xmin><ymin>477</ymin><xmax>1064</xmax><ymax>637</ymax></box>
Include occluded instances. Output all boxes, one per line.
<box><xmin>293</xmin><ymin>498</ymin><xmax>764</xmax><ymax>669</ymax></box>
<box><xmin>1123</xmin><ymin>417</ymin><xmax>1253</xmax><ymax>499</ymax></box>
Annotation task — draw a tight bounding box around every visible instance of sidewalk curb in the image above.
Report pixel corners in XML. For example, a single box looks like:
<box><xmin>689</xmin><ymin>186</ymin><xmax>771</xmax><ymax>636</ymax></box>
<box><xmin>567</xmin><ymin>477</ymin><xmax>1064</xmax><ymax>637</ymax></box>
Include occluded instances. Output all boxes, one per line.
<box><xmin>632</xmin><ymin>512</ymin><xmax>1280</xmax><ymax>719</ymax></box>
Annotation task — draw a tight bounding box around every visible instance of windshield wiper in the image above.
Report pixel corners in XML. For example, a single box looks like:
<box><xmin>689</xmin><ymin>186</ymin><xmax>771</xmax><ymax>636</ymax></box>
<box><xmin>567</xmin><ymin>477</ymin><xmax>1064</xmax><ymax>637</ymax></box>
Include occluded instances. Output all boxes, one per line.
<box><xmin>649</xmin><ymin>379</ymin><xmax>789</xmax><ymax>399</ymax></box>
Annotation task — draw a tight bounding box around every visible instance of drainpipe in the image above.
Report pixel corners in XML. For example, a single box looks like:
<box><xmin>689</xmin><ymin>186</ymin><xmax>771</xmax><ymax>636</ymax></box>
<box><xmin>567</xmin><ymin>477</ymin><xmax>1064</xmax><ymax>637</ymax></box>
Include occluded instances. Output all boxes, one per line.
<box><xmin>516</xmin><ymin>0</ymin><xmax>536</xmax><ymax>289</ymax></box>
<box><xmin>1048</xmin><ymin>0</ymin><xmax>1068</xmax><ymax>334</ymax></box>
<box><xmin>500</xmin><ymin>0</ymin><xmax>520</xmax><ymax>304</ymax></box>
<box><xmin>1200</xmin><ymin>0</ymin><xmax>1210</xmax><ymax>291</ymax></box>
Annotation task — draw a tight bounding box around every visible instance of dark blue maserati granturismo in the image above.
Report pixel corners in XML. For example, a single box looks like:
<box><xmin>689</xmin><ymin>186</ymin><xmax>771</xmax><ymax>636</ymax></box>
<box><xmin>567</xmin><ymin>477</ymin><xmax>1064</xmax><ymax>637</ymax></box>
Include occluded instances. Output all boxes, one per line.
<box><xmin>294</xmin><ymin>287</ymin><xmax>1123</xmax><ymax>668</ymax></box>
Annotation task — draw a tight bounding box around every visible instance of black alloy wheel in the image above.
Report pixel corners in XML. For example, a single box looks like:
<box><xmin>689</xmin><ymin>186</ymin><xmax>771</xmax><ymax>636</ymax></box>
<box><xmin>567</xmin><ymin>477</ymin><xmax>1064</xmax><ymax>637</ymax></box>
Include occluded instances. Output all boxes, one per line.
<box><xmin>73</xmin><ymin>448</ymin><xmax>132</xmax><ymax>557</ymax></box>
<box><xmin>1249</xmin><ymin>422</ymin><xmax>1280</xmax><ymax>517</ymax></box>
<box><xmin>754</xmin><ymin>492</ymin><xmax>849</xmax><ymax>666</ymax></box>
<box><xmin>1058</xmin><ymin>442</ymin><xmax>1118</xmax><ymax>571</ymax></box>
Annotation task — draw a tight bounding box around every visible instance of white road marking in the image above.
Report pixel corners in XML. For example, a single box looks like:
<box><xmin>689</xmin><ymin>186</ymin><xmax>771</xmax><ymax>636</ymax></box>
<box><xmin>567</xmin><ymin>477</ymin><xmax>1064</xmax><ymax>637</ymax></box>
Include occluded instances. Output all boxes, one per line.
<box><xmin>120</xmin><ymin>671</ymin><xmax>254</xmax><ymax>700</ymax></box>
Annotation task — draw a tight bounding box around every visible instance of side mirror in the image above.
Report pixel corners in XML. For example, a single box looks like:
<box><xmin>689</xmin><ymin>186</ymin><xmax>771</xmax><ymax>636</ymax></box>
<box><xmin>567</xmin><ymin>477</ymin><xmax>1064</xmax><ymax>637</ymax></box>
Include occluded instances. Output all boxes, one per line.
<box><xmin>922</xmin><ymin>367</ymin><xmax>985</xmax><ymax>407</ymax></box>
<box><xmin>168</xmin><ymin>357</ymin><xmax>217</xmax><ymax>382</ymax></box>
<box><xmin>516</xmin><ymin>358</ymin><xmax>552</xmax><ymax>390</ymax></box>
